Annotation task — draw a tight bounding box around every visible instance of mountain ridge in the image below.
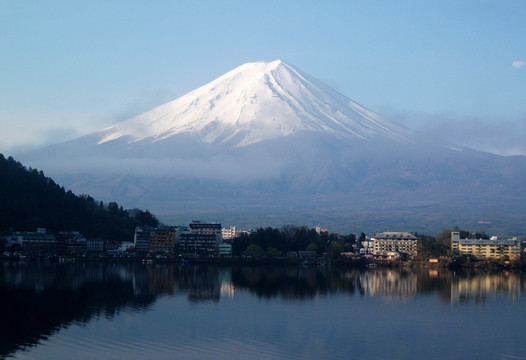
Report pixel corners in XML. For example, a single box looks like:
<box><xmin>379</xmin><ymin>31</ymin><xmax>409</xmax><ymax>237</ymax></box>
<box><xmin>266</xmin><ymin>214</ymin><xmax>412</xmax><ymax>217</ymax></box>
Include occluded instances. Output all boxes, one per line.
<box><xmin>93</xmin><ymin>60</ymin><xmax>411</xmax><ymax>148</ymax></box>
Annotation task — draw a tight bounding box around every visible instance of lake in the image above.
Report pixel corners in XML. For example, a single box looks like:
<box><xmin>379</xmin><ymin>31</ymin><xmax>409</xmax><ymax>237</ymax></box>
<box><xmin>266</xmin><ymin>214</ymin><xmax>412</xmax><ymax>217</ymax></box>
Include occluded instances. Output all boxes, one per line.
<box><xmin>0</xmin><ymin>262</ymin><xmax>524</xmax><ymax>359</ymax></box>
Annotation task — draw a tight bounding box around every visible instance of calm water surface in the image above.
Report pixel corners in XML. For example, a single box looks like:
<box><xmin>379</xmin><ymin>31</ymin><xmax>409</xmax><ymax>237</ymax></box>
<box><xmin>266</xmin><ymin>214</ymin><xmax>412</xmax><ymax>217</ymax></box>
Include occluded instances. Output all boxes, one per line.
<box><xmin>0</xmin><ymin>262</ymin><xmax>524</xmax><ymax>360</ymax></box>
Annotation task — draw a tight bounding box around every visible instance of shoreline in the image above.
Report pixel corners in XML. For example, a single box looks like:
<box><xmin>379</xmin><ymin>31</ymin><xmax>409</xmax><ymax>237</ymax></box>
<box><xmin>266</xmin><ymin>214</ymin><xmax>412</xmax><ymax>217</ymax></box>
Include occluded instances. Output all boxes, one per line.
<box><xmin>1</xmin><ymin>255</ymin><xmax>524</xmax><ymax>271</ymax></box>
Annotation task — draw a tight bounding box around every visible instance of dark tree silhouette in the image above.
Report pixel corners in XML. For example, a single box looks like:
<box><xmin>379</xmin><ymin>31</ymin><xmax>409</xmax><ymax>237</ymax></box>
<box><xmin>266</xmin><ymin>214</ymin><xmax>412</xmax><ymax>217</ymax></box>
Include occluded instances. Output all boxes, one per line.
<box><xmin>0</xmin><ymin>154</ymin><xmax>159</xmax><ymax>242</ymax></box>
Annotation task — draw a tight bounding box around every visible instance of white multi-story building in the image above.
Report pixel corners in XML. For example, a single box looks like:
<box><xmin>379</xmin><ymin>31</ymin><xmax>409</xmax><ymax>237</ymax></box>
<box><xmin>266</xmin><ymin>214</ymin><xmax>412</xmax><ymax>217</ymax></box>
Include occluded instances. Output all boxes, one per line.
<box><xmin>179</xmin><ymin>221</ymin><xmax>222</xmax><ymax>257</ymax></box>
<box><xmin>221</xmin><ymin>226</ymin><xmax>237</xmax><ymax>241</ymax></box>
<box><xmin>188</xmin><ymin>221</ymin><xmax>222</xmax><ymax>243</ymax></box>
<box><xmin>360</xmin><ymin>237</ymin><xmax>374</xmax><ymax>255</ymax></box>
<box><xmin>371</xmin><ymin>232</ymin><xmax>418</xmax><ymax>257</ymax></box>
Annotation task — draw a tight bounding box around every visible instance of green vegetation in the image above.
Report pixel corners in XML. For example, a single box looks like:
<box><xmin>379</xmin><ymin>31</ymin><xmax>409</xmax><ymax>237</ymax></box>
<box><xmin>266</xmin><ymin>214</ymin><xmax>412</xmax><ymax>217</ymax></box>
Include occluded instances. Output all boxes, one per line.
<box><xmin>0</xmin><ymin>154</ymin><xmax>158</xmax><ymax>242</ymax></box>
<box><xmin>417</xmin><ymin>234</ymin><xmax>448</xmax><ymax>259</ymax></box>
<box><xmin>232</xmin><ymin>225</ymin><xmax>356</xmax><ymax>258</ymax></box>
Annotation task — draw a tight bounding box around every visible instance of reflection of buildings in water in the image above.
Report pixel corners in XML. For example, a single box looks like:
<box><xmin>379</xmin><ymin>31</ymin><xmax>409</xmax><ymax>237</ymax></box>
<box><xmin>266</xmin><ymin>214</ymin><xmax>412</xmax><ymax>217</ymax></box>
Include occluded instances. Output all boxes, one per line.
<box><xmin>133</xmin><ymin>267</ymin><xmax>150</xmax><ymax>296</ymax></box>
<box><xmin>450</xmin><ymin>273</ymin><xmax>521</xmax><ymax>305</ymax></box>
<box><xmin>114</xmin><ymin>266</ymin><xmax>134</xmax><ymax>282</ymax></box>
<box><xmin>132</xmin><ymin>265</ymin><xmax>175</xmax><ymax>296</ymax></box>
<box><xmin>147</xmin><ymin>266</ymin><xmax>175</xmax><ymax>295</ymax></box>
<box><xmin>220</xmin><ymin>282</ymin><xmax>234</xmax><ymax>298</ymax></box>
<box><xmin>83</xmin><ymin>263</ymin><xmax>105</xmax><ymax>284</ymax></box>
<box><xmin>359</xmin><ymin>270</ymin><xmax>418</xmax><ymax>299</ymax></box>
<box><xmin>1</xmin><ymin>263</ymin><xmax>148</xmax><ymax>294</ymax></box>
<box><xmin>0</xmin><ymin>262</ymin><xmax>113</xmax><ymax>292</ymax></box>
<box><xmin>1</xmin><ymin>262</ymin><xmax>55</xmax><ymax>291</ymax></box>
<box><xmin>218</xmin><ymin>269</ymin><xmax>235</xmax><ymax>298</ymax></box>
<box><xmin>0</xmin><ymin>262</ymin><xmax>175</xmax><ymax>300</ymax></box>
<box><xmin>133</xmin><ymin>264</ymin><xmax>228</xmax><ymax>301</ymax></box>
<box><xmin>178</xmin><ymin>266</ymin><xmax>220</xmax><ymax>302</ymax></box>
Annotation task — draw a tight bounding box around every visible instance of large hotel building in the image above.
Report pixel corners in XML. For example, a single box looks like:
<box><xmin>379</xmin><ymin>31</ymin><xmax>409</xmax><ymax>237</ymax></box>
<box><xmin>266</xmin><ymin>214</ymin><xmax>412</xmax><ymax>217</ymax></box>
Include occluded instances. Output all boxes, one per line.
<box><xmin>451</xmin><ymin>231</ymin><xmax>520</xmax><ymax>260</ymax></box>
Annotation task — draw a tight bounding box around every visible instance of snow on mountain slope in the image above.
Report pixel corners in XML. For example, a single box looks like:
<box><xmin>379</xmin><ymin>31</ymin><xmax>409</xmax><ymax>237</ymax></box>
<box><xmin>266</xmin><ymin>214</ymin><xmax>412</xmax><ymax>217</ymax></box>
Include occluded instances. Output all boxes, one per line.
<box><xmin>95</xmin><ymin>60</ymin><xmax>410</xmax><ymax>147</ymax></box>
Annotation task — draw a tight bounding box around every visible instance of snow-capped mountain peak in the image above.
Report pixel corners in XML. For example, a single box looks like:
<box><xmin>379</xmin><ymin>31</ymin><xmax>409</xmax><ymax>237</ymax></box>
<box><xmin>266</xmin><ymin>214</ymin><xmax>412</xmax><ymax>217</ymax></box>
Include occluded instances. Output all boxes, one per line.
<box><xmin>95</xmin><ymin>60</ymin><xmax>409</xmax><ymax>147</ymax></box>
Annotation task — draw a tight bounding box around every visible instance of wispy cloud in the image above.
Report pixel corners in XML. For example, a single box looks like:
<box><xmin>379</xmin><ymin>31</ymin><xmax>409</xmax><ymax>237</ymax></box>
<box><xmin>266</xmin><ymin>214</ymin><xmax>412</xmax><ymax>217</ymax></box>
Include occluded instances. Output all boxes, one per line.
<box><xmin>381</xmin><ymin>108</ymin><xmax>526</xmax><ymax>156</ymax></box>
<box><xmin>512</xmin><ymin>60</ymin><xmax>525</xmax><ymax>69</ymax></box>
<box><xmin>23</xmin><ymin>153</ymin><xmax>288</xmax><ymax>183</ymax></box>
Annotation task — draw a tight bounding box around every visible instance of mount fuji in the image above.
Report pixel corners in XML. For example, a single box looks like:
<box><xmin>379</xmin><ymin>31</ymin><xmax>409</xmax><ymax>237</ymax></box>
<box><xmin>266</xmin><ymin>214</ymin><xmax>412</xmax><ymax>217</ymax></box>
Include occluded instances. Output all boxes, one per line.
<box><xmin>19</xmin><ymin>60</ymin><xmax>526</xmax><ymax>234</ymax></box>
<box><xmin>94</xmin><ymin>60</ymin><xmax>410</xmax><ymax>147</ymax></box>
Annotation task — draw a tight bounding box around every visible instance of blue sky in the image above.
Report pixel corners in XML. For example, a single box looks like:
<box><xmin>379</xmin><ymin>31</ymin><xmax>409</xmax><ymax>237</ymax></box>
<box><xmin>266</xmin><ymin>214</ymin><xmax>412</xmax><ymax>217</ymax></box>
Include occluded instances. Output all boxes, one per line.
<box><xmin>1</xmin><ymin>0</ymin><xmax>525</xmax><ymax>155</ymax></box>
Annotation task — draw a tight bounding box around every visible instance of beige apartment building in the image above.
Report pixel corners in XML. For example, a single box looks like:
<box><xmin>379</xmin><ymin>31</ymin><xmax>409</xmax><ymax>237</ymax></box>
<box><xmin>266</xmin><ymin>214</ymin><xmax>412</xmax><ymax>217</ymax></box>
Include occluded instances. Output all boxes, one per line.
<box><xmin>149</xmin><ymin>227</ymin><xmax>176</xmax><ymax>255</ymax></box>
<box><xmin>451</xmin><ymin>231</ymin><xmax>521</xmax><ymax>260</ymax></box>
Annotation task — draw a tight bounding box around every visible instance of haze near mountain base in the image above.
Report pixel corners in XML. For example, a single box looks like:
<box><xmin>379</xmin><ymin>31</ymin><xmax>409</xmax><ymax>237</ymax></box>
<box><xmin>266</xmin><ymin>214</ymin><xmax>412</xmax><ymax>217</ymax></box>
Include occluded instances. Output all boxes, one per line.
<box><xmin>19</xmin><ymin>60</ymin><xmax>526</xmax><ymax>235</ymax></box>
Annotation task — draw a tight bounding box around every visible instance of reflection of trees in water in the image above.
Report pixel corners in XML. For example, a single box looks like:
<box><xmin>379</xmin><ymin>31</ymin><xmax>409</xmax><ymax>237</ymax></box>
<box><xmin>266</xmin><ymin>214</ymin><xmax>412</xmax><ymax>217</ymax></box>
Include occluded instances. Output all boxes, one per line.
<box><xmin>0</xmin><ymin>262</ymin><xmax>157</xmax><ymax>359</ymax></box>
<box><xmin>327</xmin><ymin>268</ymin><xmax>359</xmax><ymax>295</ymax></box>
<box><xmin>176</xmin><ymin>265</ymin><xmax>220</xmax><ymax>302</ymax></box>
<box><xmin>417</xmin><ymin>270</ymin><xmax>453</xmax><ymax>303</ymax></box>
<box><xmin>231</xmin><ymin>266</ymin><xmax>333</xmax><ymax>300</ymax></box>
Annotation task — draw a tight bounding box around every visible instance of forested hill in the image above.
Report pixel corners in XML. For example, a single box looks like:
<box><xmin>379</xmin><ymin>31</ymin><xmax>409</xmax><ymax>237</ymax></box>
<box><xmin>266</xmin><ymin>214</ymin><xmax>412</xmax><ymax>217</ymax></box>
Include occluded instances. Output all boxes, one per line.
<box><xmin>0</xmin><ymin>154</ymin><xmax>158</xmax><ymax>242</ymax></box>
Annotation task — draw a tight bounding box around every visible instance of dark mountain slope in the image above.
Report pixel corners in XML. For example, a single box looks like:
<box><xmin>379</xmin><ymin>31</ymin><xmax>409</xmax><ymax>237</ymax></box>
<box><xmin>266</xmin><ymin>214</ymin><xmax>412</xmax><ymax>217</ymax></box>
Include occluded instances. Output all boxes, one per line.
<box><xmin>0</xmin><ymin>154</ymin><xmax>158</xmax><ymax>241</ymax></box>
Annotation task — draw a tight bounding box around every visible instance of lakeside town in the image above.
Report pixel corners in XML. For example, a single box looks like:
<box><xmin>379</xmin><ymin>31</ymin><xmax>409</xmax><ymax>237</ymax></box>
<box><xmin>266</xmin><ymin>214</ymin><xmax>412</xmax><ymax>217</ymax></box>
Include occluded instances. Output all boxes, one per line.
<box><xmin>1</xmin><ymin>220</ymin><xmax>524</xmax><ymax>269</ymax></box>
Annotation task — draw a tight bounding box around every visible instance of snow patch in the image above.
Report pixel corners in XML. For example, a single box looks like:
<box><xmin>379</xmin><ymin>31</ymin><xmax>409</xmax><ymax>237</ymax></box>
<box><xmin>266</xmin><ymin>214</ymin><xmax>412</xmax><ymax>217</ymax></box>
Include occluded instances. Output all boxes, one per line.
<box><xmin>95</xmin><ymin>60</ymin><xmax>410</xmax><ymax>147</ymax></box>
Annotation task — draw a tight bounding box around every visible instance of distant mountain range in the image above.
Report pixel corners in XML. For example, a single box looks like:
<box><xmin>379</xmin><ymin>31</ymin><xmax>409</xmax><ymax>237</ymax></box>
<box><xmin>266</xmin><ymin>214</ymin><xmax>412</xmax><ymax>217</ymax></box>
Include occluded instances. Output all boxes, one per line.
<box><xmin>19</xmin><ymin>60</ymin><xmax>526</xmax><ymax>235</ymax></box>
